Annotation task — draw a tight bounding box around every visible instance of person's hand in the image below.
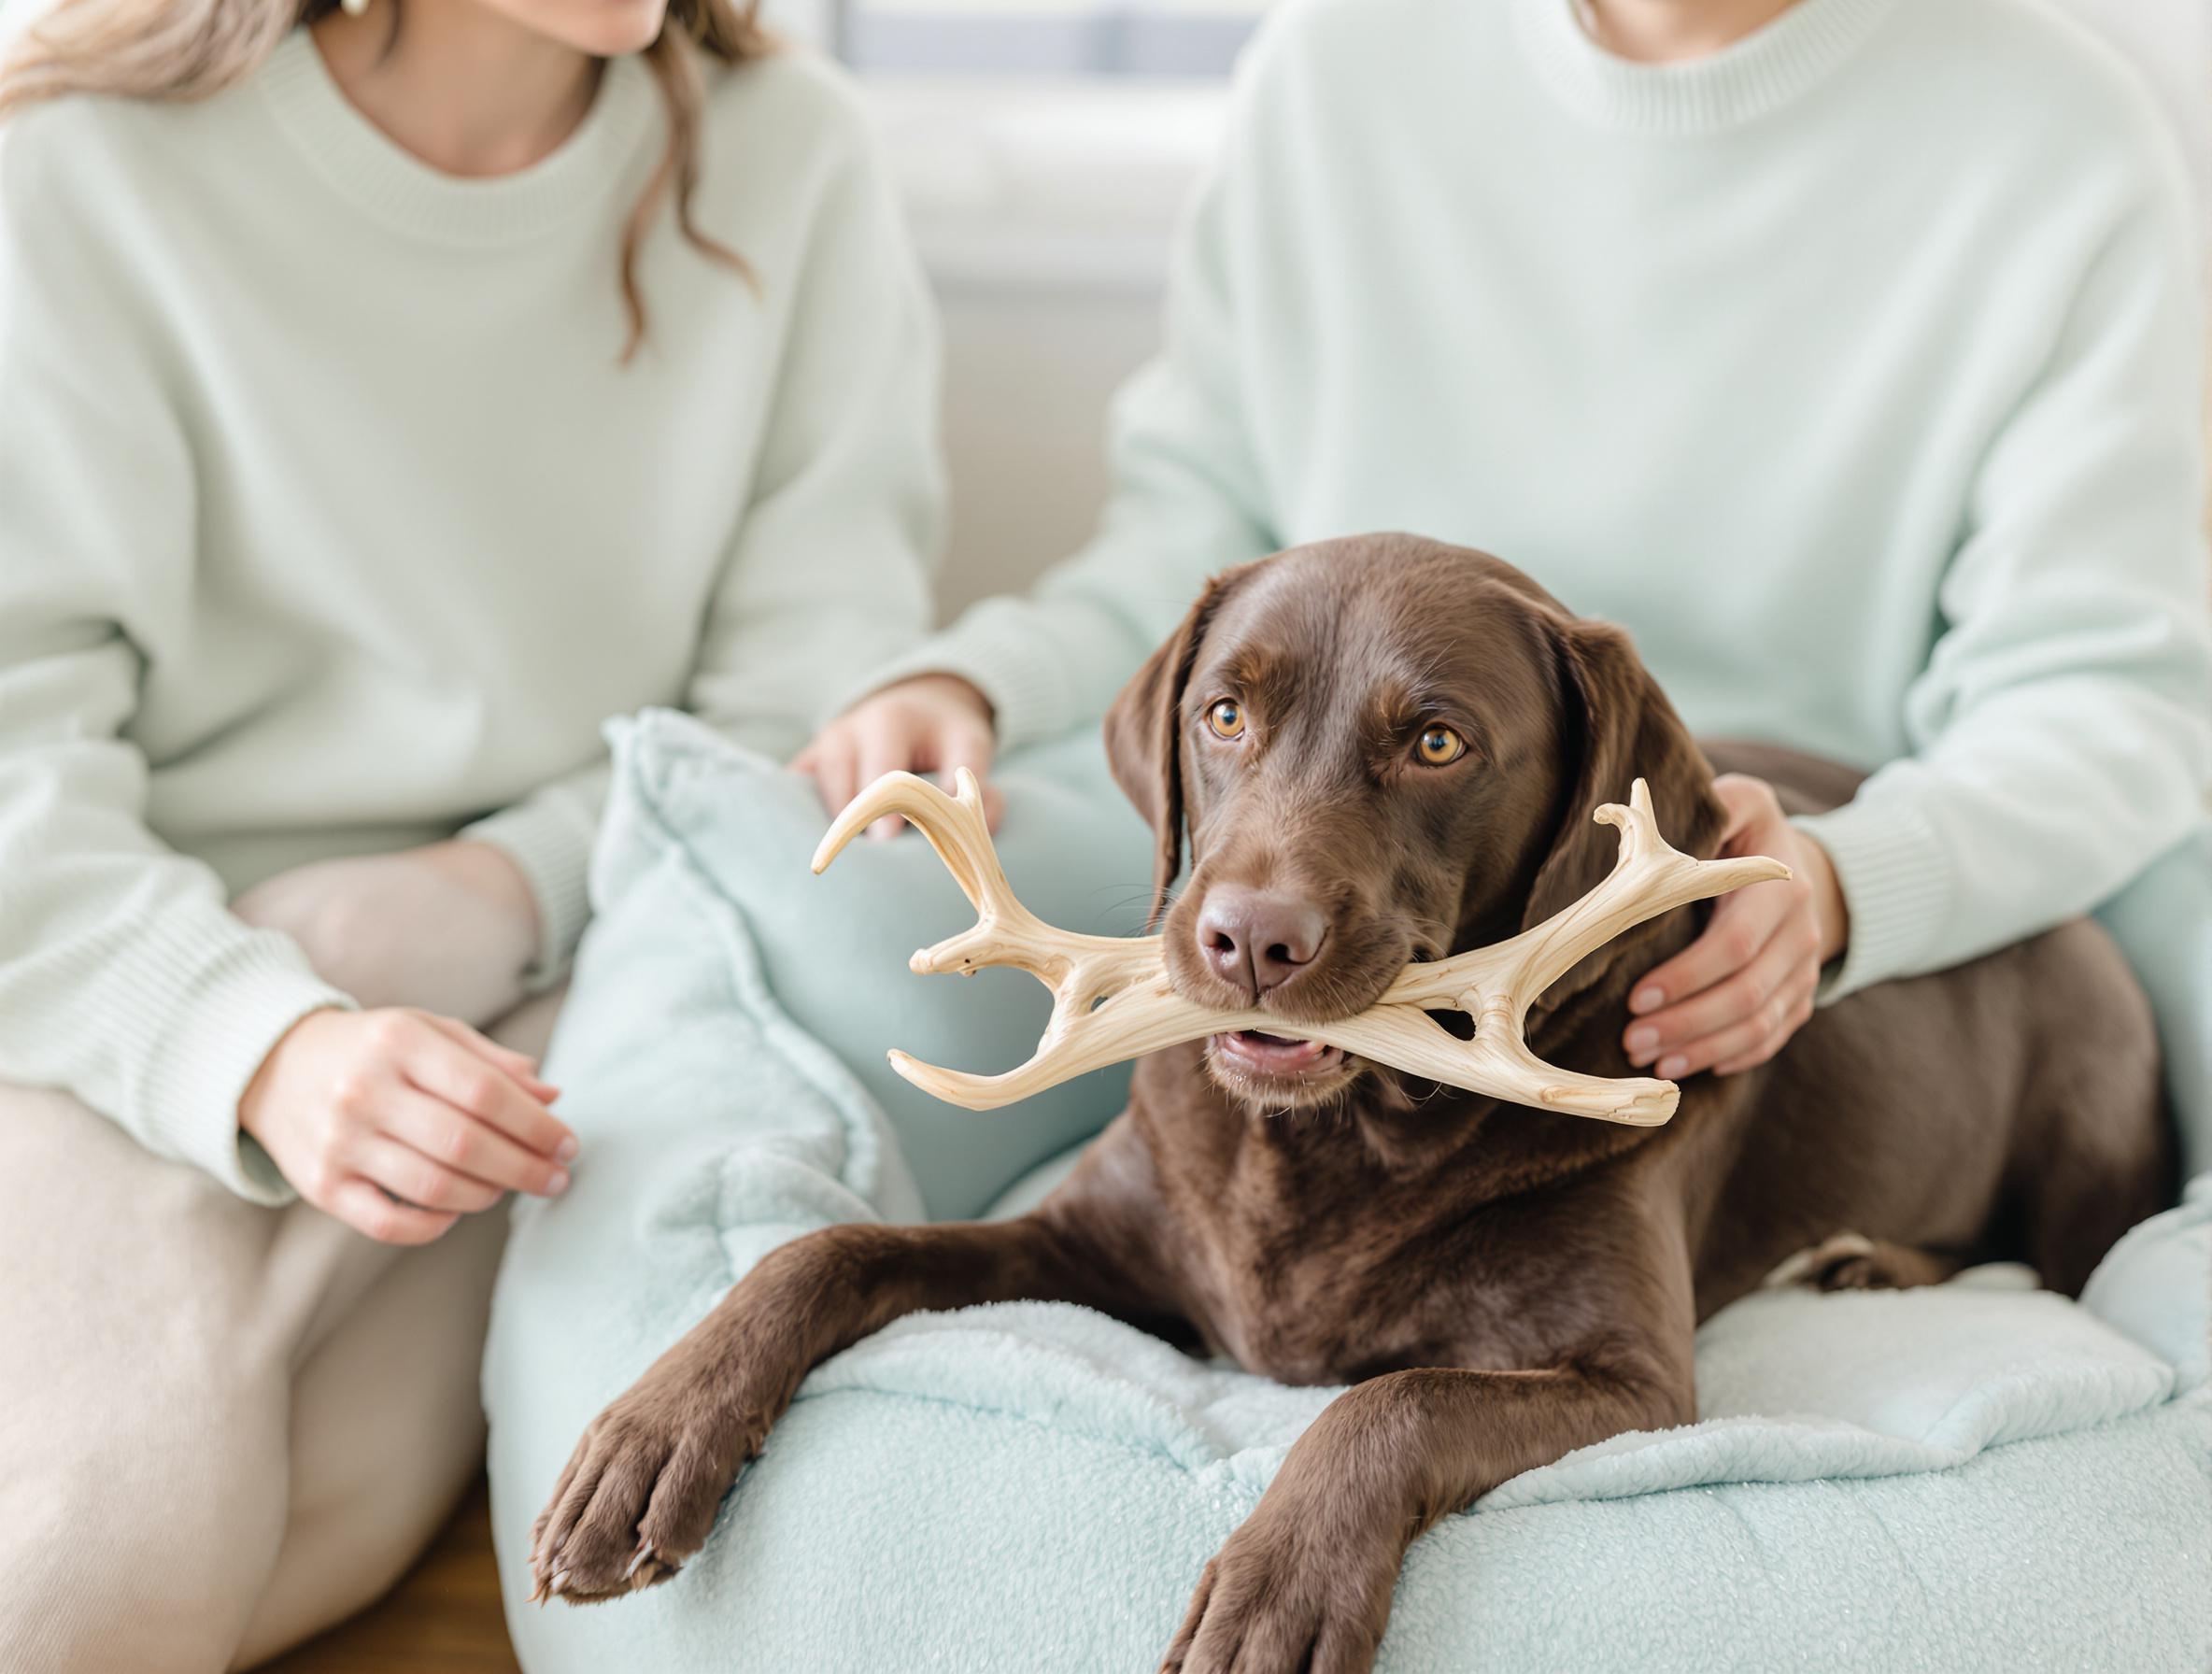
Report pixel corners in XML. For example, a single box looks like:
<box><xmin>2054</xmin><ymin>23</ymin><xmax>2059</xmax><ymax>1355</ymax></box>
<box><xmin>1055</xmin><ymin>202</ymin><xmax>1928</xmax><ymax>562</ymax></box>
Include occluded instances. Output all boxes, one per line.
<box><xmin>239</xmin><ymin>1007</ymin><xmax>574</xmax><ymax>1245</ymax></box>
<box><xmin>794</xmin><ymin>674</ymin><xmax>1002</xmax><ymax>839</ymax></box>
<box><xmin>1623</xmin><ymin>774</ymin><xmax>1848</xmax><ymax>1081</ymax></box>
<box><xmin>233</xmin><ymin>840</ymin><xmax>541</xmax><ymax>1025</ymax></box>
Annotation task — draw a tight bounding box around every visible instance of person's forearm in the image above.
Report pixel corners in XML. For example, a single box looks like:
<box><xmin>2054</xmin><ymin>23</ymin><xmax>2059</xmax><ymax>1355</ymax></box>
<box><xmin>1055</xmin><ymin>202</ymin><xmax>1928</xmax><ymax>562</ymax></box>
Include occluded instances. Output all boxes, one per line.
<box><xmin>231</xmin><ymin>837</ymin><xmax>544</xmax><ymax>1026</ymax></box>
<box><xmin>1797</xmin><ymin>685</ymin><xmax>2210</xmax><ymax>1000</ymax></box>
<box><xmin>461</xmin><ymin>757</ymin><xmax>610</xmax><ymax>987</ymax></box>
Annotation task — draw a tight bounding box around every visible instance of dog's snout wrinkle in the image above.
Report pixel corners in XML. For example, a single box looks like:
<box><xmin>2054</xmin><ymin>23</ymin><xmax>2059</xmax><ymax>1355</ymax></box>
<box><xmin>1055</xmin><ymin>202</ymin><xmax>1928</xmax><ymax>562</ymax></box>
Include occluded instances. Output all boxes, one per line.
<box><xmin>1196</xmin><ymin>885</ymin><xmax>1327</xmax><ymax>1003</ymax></box>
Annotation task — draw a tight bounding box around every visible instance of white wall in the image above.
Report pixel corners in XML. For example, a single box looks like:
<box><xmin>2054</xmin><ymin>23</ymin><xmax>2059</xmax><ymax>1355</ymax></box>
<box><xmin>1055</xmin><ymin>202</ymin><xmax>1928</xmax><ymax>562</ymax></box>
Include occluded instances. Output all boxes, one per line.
<box><xmin>935</xmin><ymin>286</ymin><xmax>1163</xmax><ymax>613</ymax></box>
<box><xmin>872</xmin><ymin>78</ymin><xmax>1223</xmax><ymax>614</ymax></box>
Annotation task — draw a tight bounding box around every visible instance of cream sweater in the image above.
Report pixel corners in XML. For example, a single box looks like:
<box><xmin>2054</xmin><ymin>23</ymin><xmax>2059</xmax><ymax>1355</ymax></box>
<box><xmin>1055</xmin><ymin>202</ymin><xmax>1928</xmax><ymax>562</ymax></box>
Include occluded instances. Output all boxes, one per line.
<box><xmin>870</xmin><ymin>0</ymin><xmax>2212</xmax><ymax>1009</ymax></box>
<box><xmin>0</xmin><ymin>35</ymin><xmax>942</xmax><ymax>1198</ymax></box>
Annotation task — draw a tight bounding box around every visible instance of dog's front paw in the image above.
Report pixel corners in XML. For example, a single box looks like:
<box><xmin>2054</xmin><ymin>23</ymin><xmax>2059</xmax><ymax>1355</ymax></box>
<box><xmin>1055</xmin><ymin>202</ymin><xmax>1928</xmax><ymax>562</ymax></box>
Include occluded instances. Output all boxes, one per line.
<box><xmin>1159</xmin><ymin>1507</ymin><xmax>1398</xmax><ymax>1674</ymax></box>
<box><xmin>529</xmin><ymin>1369</ymin><xmax>764</xmax><ymax>1605</ymax></box>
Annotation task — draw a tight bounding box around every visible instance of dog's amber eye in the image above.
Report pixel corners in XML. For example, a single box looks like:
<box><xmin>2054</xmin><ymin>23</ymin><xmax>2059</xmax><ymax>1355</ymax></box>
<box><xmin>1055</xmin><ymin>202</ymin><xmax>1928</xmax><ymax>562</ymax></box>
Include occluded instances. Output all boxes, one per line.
<box><xmin>1414</xmin><ymin>724</ymin><xmax>1466</xmax><ymax>766</ymax></box>
<box><xmin>1206</xmin><ymin>699</ymin><xmax>1246</xmax><ymax>740</ymax></box>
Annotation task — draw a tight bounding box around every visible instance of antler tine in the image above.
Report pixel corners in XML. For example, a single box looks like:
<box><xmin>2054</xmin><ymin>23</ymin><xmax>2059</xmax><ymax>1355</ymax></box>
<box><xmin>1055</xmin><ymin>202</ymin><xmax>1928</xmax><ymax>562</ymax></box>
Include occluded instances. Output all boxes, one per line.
<box><xmin>887</xmin><ymin>977</ymin><xmax>1206</xmax><ymax>1109</ymax></box>
<box><xmin>1381</xmin><ymin>779</ymin><xmax>1791</xmax><ymax>1016</ymax></box>
<box><xmin>812</xmin><ymin>768</ymin><xmax>1064</xmax><ymax>978</ymax></box>
<box><xmin>809</xmin><ymin>769</ymin><xmax>930</xmax><ymax>874</ymax></box>
<box><xmin>1317</xmin><ymin>1007</ymin><xmax>1683</xmax><ymax>1125</ymax></box>
<box><xmin>810</xmin><ymin>769</ymin><xmax>1016</xmax><ymax>919</ymax></box>
<box><xmin>815</xmin><ymin>769</ymin><xmax>1186</xmax><ymax>1101</ymax></box>
<box><xmin>1468</xmin><ymin>781</ymin><xmax>1790</xmax><ymax>1015</ymax></box>
<box><xmin>813</xmin><ymin>765</ymin><xmax>1165</xmax><ymax>1002</ymax></box>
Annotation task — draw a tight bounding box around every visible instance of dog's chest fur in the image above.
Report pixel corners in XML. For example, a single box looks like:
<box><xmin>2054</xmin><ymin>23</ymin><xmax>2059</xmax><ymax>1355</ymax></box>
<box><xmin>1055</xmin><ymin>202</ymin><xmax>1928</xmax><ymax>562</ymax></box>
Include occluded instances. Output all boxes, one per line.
<box><xmin>1130</xmin><ymin>1046</ymin><xmax>1636</xmax><ymax>1386</ymax></box>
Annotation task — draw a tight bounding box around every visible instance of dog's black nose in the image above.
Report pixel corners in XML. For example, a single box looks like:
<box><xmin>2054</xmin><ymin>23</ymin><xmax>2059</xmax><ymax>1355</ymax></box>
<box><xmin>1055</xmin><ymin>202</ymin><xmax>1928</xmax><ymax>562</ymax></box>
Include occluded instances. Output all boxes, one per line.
<box><xmin>1197</xmin><ymin>887</ymin><xmax>1326</xmax><ymax>1000</ymax></box>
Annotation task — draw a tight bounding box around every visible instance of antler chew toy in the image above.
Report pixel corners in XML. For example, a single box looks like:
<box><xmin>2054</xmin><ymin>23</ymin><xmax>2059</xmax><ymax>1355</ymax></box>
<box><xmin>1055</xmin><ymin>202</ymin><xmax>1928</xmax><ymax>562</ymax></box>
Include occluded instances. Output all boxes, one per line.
<box><xmin>813</xmin><ymin>773</ymin><xmax>1789</xmax><ymax>1127</ymax></box>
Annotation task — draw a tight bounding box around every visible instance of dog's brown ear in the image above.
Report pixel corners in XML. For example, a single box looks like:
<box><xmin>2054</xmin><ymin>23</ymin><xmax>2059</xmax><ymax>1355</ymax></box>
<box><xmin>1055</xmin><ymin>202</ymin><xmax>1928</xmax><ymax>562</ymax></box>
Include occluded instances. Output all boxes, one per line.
<box><xmin>1524</xmin><ymin>616</ymin><xmax>1722</xmax><ymax>949</ymax></box>
<box><xmin>1103</xmin><ymin>569</ymin><xmax>1247</xmax><ymax>923</ymax></box>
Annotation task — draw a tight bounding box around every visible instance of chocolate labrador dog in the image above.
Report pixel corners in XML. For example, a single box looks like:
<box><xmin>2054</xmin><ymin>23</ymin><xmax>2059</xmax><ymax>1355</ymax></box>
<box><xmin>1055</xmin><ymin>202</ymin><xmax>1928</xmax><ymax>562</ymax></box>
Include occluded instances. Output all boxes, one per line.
<box><xmin>531</xmin><ymin>535</ymin><xmax>2170</xmax><ymax>1673</ymax></box>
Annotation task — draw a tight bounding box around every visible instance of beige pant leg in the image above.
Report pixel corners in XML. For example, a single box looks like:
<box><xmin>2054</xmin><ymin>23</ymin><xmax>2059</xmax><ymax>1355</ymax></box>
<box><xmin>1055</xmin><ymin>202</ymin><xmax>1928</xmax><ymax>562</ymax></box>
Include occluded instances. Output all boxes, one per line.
<box><xmin>229</xmin><ymin>1205</ymin><xmax>507</xmax><ymax>1668</ymax></box>
<box><xmin>1</xmin><ymin>990</ymin><xmax>564</xmax><ymax>1674</ymax></box>
<box><xmin>0</xmin><ymin>1087</ymin><xmax>394</xmax><ymax>1674</ymax></box>
<box><xmin>234</xmin><ymin>987</ymin><xmax>566</xmax><ymax>1668</ymax></box>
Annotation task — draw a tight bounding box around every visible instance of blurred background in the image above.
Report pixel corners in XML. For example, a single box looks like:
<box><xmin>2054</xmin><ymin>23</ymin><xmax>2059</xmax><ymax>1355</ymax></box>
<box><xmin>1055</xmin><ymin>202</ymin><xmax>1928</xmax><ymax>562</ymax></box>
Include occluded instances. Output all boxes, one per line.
<box><xmin>3</xmin><ymin>0</ymin><xmax>2206</xmax><ymax>614</ymax></box>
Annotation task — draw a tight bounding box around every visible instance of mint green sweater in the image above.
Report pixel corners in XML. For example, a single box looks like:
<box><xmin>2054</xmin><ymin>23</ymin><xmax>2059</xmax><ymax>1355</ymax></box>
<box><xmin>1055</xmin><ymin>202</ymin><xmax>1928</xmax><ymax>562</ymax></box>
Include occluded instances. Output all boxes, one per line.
<box><xmin>0</xmin><ymin>36</ymin><xmax>942</xmax><ymax>1198</ymax></box>
<box><xmin>873</xmin><ymin>0</ymin><xmax>2212</xmax><ymax>1008</ymax></box>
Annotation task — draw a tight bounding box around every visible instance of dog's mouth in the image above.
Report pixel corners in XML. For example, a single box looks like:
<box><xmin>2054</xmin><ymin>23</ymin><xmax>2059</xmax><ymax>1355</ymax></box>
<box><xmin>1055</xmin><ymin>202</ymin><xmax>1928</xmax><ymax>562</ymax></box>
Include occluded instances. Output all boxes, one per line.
<box><xmin>1205</xmin><ymin>1029</ymin><xmax>1354</xmax><ymax>1103</ymax></box>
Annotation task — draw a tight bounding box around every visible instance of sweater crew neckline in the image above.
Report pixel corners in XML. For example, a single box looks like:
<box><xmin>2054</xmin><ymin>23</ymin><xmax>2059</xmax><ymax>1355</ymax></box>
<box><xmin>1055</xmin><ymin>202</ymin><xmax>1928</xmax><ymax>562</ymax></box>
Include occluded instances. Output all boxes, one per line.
<box><xmin>1514</xmin><ymin>0</ymin><xmax>1901</xmax><ymax>134</ymax></box>
<box><xmin>257</xmin><ymin>27</ymin><xmax>657</xmax><ymax>243</ymax></box>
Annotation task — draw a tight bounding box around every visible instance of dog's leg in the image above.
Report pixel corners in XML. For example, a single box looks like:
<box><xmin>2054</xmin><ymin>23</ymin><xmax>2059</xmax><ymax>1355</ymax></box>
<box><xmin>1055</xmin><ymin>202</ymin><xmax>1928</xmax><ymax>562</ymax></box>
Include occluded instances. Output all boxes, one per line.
<box><xmin>1160</xmin><ymin>1345</ymin><xmax>1693</xmax><ymax>1674</ymax></box>
<box><xmin>530</xmin><ymin>1191</ymin><xmax>1159</xmax><ymax>1603</ymax></box>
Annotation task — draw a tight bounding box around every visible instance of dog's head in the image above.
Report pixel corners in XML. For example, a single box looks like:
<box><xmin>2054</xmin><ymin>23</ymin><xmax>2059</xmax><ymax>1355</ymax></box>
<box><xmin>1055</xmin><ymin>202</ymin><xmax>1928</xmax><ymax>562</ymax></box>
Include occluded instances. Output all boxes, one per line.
<box><xmin>1104</xmin><ymin>534</ymin><xmax>1721</xmax><ymax>1110</ymax></box>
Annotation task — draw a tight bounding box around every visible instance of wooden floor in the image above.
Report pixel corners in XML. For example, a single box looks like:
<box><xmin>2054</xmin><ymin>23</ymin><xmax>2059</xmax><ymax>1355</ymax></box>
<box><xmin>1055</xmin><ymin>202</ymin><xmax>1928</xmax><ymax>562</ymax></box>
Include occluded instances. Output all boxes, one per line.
<box><xmin>261</xmin><ymin>1478</ymin><xmax>520</xmax><ymax>1674</ymax></box>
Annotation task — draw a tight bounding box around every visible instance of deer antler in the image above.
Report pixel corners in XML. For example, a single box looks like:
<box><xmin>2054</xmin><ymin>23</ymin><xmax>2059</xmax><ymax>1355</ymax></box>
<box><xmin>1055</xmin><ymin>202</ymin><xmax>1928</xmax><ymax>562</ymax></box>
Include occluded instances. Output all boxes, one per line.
<box><xmin>813</xmin><ymin>772</ymin><xmax>1789</xmax><ymax>1126</ymax></box>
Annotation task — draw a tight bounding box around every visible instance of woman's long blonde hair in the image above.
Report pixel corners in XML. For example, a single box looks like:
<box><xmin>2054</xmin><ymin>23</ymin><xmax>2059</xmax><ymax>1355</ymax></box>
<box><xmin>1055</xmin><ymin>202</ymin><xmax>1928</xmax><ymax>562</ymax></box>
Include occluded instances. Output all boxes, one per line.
<box><xmin>0</xmin><ymin>0</ymin><xmax>768</xmax><ymax>352</ymax></box>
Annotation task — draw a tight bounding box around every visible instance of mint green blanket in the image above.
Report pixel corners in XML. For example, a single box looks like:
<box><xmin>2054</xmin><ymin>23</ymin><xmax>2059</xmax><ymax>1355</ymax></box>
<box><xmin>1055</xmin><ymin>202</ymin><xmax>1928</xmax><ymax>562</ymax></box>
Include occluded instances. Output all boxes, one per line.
<box><xmin>484</xmin><ymin>714</ymin><xmax>2211</xmax><ymax>1672</ymax></box>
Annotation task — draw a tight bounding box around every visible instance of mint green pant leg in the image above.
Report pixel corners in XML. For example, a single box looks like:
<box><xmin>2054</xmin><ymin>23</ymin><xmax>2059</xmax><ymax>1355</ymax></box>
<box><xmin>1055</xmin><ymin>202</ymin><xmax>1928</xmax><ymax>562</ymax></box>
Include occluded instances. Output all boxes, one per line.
<box><xmin>2096</xmin><ymin>820</ymin><xmax>2212</xmax><ymax>1185</ymax></box>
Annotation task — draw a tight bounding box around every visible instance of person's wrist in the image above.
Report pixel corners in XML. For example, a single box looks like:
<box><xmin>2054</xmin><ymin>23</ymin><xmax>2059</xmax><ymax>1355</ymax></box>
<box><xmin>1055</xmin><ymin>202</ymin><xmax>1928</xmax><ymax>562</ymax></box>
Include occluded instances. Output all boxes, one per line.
<box><xmin>425</xmin><ymin>840</ymin><xmax>542</xmax><ymax>953</ymax></box>
<box><xmin>906</xmin><ymin>672</ymin><xmax>995</xmax><ymax>730</ymax></box>
<box><xmin>1799</xmin><ymin>834</ymin><xmax>1849</xmax><ymax>965</ymax></box>
<box><xmin>237</xmin><ymin>1006</ymin><xmax>337</xmax><ymax>1139</ymax></box>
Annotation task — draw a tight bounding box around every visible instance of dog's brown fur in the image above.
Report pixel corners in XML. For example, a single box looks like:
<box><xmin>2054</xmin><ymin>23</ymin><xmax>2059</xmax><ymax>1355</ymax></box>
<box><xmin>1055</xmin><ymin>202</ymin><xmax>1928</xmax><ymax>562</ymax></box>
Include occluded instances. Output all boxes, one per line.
<box><xmin>531</xmin><ymin>537</ymin><xmax>2172</xmax><ymax>1673</ymax></box>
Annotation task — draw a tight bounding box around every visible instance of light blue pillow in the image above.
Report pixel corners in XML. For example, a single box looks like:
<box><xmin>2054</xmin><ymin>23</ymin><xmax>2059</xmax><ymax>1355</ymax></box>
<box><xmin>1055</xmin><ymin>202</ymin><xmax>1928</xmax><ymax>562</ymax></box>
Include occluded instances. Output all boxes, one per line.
<box><xmin>583</xmin><ymin>707</ymin><xmax>1156</xmax><ymax>1220</ymax></box>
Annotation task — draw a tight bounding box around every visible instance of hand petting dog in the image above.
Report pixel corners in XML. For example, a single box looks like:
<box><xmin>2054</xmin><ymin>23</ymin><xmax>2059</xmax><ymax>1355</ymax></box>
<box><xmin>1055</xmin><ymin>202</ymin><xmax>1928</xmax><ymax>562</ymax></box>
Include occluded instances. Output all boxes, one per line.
<box><xmin>1624</xmin><ymin>773</ymin><xmax>1848</xmax><ymax>1081</ymax></box>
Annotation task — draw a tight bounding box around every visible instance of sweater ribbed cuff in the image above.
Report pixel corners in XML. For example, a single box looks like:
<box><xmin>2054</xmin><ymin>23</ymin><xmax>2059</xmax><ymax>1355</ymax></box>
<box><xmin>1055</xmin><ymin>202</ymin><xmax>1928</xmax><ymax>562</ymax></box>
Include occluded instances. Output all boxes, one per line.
<box><xmin>1792</xmin><ymin>796</ymin><xmax>1952</xmax><ymax>1004</ymax></box>
<box><xmin>462</xmin><ymin>796</ymin><xmax>597</xmax><ymax>993</ymax></box>
<box><xmin>833</xmin><ymin>600</ymin><xmax>1081</xmax><ymax>753</ymax></box>
<box><xmin>146</xmin><ymin>936</ymin><xmax>354</xmax><ymax>1204</ymax></box>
